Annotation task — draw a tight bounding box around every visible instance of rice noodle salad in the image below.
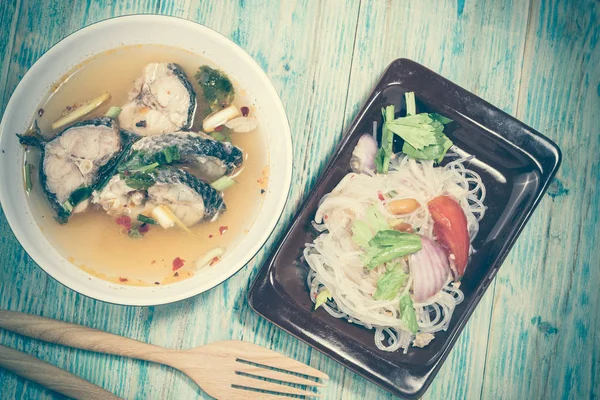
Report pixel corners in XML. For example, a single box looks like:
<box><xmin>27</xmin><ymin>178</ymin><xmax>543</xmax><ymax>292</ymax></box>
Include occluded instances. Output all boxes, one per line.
<box><xmin>304</xmin><ymin>92</ymin><xmax>487</xmax><ymax>352</ymax></box>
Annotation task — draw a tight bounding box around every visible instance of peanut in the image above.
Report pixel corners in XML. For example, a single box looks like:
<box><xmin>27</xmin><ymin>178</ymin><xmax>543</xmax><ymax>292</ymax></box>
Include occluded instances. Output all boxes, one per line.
<box><xmin>387</xmin><ymin>198</ymin><xmax>420</xmax><ymax>215</ymax></box>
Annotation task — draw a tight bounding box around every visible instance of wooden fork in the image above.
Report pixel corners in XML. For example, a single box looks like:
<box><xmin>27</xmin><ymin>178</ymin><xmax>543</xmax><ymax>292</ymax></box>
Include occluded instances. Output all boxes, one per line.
<box><xmin>0</xmin><ymin>310</ymin><xmax>328</xmax><ymax>399</ymax></box>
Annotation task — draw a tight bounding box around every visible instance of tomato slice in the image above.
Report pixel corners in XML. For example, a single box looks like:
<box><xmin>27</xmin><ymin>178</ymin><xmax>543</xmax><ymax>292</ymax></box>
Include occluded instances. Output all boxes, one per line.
<box><xmin>428</xmin><ymin>195</ymin><xmax>470</xmax><ymax>277</ymax></box>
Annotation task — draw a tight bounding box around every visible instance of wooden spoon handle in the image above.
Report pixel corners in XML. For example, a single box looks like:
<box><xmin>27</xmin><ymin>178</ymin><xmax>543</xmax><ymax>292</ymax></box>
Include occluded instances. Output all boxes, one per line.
<box><xmin>0</xmin><ymin>344</ymin><xmax>122</xmax><ymax>400</ymax></box>
<box><xmin>0</xmin><ymin>310</ymin><xmax>171</xmax><ymax>365</ymax></box>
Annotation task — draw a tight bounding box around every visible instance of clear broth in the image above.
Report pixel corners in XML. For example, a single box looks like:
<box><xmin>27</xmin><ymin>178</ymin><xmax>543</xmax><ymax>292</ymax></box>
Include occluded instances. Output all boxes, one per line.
<box><xmin>26</xmin><ymin>45</ymin><xmax>268</xmax><ymax>286</ymax></box>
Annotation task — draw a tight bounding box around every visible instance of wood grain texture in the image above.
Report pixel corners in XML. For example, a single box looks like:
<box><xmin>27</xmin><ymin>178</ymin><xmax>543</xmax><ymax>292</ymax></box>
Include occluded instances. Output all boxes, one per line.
<box><xmin>339</xmin><ymin>2</ymin><xmax>531</xmax><ymax>399</ymax></box>
<box><xmin>0</xmin><ymin>344</ymin><xmax>122</xmax><ymax>400</ymax></box>
<box><xmin>0</xmin><ymin>311</ymin><xmax>327</xmax><ymax>399</ymax></box>
<box><xmin>0</xmin><ymin>0</ymin><xmax>598</xmax><ymax>399</ymax></box>
<box><xmin>480</xmin><ymin>1</ymin><xmax>600</xmax><ymax>399</ymax></box>
<box><xmin>0</xmin><ymin>0</ymin><xmax>20</xmax><ymax>112</ymax></box>
<box><xmin>0</xmin><ymin>0</ymin><xmax>359</xmax><ymax>399</ymax></box>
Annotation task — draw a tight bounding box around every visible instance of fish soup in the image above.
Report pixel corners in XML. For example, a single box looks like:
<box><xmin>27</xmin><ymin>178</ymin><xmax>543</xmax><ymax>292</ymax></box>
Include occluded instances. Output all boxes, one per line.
<box><xmin>21</xmin><ymin>45</ymin><xmax>268</xmax><ymax>286</ymax></box>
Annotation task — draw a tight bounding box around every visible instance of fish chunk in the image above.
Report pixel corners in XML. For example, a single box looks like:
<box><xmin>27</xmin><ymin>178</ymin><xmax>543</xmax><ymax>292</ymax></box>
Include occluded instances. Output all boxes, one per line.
<box><xmin>92</xmin><ymin>166</ymin><xmax>224</xmax><ymax>226</ymax></box>
<box><xmin>91</xmin><ymin>174</ymin><xmax>147</xmax><ymax>218</ymax></box>
<box><xmin>18</xmin><ymin>117</ymin><xmax>124</xmax><ymax>222</ymax></box>
<box><xmin>151</xmin><ymin>166</ymin><xmax>224</xmax><ymax>222</ymax></box>
<box><xmin>132</xmin><ymin>131</ymin><xmax>244</xmax><ymax>181</ymax></box>
<box><xmin>119</xmin><ymin>63</ymin><xmax>196</xmax><ymax>136</ymax></box>
<box><xmin>44</xmin><ymin>121</ymin><xmax>120</xmax><ymax>203</ymax></box>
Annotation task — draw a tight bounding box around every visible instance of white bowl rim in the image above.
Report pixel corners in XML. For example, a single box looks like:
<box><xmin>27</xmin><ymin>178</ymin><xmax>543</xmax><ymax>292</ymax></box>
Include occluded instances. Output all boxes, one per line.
<box><xmin>0</xmin><ymin>15</ymin><xmax>293</xmax><ymax>306</ymax></box>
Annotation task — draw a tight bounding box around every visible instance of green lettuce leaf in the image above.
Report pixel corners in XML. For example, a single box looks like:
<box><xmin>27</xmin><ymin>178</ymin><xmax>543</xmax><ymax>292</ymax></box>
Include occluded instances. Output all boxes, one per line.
<box><xmin>405</xmin><ymin>91</ymin><xmax>416</xmax><ymax>116</ymax></box>
<box><xmin>399</xmin><ymin>295</ymin><xmax>419</xmax><ymax>334</ymax></box>
<box><xmin>365</xmin><ymin>205</ymin><xmax>388</xmax><ymax>232</ymax></box>
<box><xmin>386</xmin><ymin>114</ymin><xmax>442</xmax><ymax>150</ymax></box>
<box><xmin>352</xmin><ymin>206</ymin><xmax>389</xmax><ymax>250</ymax></box>
<box><xmin>365</xmin><ymin>235</ymin><xmax>422</xmax><ymax>269</ymax></box>
<box><xmin>375</xmin><ymin>105</ymin><xmax>395</xmax><ymax>173</ymax></box>
<box><xmin>402</xmin><ymin>131</ymin><xmax>453</xmax><ymax>163</ymax></box>
<box><xmin>315</xmin><ymin>289</ymin><xmax>333</xmax><ymax>310</ymax></box>
<box><xmin>429</xmin><ymin>113</ymin><xmax>453</xmax><ymax>125</ymax></box>
<box><xmin>373</xmin><ymin>264</ymin><xmax>409</xmax><ymax>300</ymax></box>
<box><xmin>375</xmin><ymin>92</ymin><xmax>454</xmax><ymax>162</ymax></box>
<box><xmin>351</xmin><ymin>220</ymin><xmax>373</xmax><ymax>248</ymax></box>
<box><xmin>369</xmin><ymin>230</ymin><xmax>418</xmax><ymax>248</ymax></box>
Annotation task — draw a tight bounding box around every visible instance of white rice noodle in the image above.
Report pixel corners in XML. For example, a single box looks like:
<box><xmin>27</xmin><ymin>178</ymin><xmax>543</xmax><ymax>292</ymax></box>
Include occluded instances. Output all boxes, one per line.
<box><xmin>305</xmin><ymin>154</ymin><xmax>485</xmax><ymax>352</ymax></box>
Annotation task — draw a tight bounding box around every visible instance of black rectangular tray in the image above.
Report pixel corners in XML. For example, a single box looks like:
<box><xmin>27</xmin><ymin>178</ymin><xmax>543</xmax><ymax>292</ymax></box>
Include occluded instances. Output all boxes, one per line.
<box><xmin>248</xmin><ymin>58</ymin><xmax>561</xmax><ymax>399</ymax></box>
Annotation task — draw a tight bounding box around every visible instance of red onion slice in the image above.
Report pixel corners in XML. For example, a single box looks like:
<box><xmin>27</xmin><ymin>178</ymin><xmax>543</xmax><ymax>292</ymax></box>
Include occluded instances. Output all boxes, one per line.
<box><xmin>410</xmin><ymin>236</ymin><xmax>451</xmax><ymax>302</ymax></box>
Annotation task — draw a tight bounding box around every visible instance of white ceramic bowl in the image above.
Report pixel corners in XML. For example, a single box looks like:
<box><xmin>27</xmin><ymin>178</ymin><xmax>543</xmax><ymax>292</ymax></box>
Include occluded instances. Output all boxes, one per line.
<box><xmin>0</xmin><ymin>15</ymin><xmax>292</xmax><ymax>305</ymax></box>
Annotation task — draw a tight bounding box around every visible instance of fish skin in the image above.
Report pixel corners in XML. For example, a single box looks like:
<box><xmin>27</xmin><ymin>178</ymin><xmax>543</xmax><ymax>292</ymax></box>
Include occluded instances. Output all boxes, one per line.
<box><xmin>153</xmin><ymin>166</ymin><xmax>225</xmax><ymax>219</ymax></box>
<box><xmin>132</xmin><ymin>131</ymin><xmax>244</xmax><ymax>174</ymax></box>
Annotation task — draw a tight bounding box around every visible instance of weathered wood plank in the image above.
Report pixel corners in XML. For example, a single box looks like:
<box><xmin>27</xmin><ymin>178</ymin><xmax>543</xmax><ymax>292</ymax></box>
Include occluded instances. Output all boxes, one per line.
<box><xmin>0</xmin><ymin>1</ymin><xmax>88</xmax><ymax>397</ymax></box>
<box><xmin>0</xmin><ymin>0</ymin><xmax>360</xmax><ymax>399</ymax></box>
<box><xmin>480</xmin><ymin>1</ymin><xmax>600</xmax><ymax>399</ymax></box>
<box><xmin>0</xmin><ymin>1</ymin><xmax>171</xmax><ymax>399</ymax></box>
<box><xmin>0</xmin><ymin>0</ymin><xmax>20</xmax><ymax>113</ymax></box>
<box><xmin>1</xmin><ymin>0</ymin><xmax>598</xmax><ymax>399</ymax></box>
<box><xmin>338</xmin><ymin>1</ymin><xmax>531</xmax><ymax>399</ymax></box>
<box><xmin>138</xmin><ymin>1</ymin><xmax>362</xmax><ymax>398</ymax></box>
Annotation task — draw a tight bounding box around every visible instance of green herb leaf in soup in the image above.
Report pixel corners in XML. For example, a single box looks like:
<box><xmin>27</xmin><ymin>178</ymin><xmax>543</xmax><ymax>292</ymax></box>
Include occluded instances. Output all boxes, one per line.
<box><xmin>195</xmin><ymin>65</ymin><xmax>235</xmax><ymax>112</ymax></box>
<box><xmin>123</xmin><ymin>172</ymin><xmax>156</xmax><ymax>190</ymax></box>
<box><xmin>137</xmin><ymin>214</ymin><xmax>158</xmax><ymax>225</ymax></box>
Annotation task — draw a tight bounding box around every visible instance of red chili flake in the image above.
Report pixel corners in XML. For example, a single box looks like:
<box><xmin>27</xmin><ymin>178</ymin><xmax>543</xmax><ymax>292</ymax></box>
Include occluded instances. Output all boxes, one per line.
<box><xmin>209</xmin><ymin>234</ymin><xmax>213</xmax><ymax>238</ymax></box>
<box><xmin>119</xmin><ymin>277</ymin><xmax>128</xmax><ymax>282</ymax></box>
<box><xmin>377</xmin><ymin>193</ymin><xmax>385</xmax><ymax>201</ymax></box>
<box><xmin>241</xmin><ymin>106</ymin><xmax>250</xmax><ymax>117</ymax></box>
<box><xmin>219</xmin><ymin>226</ymin><xmax>228</xmax><ymax>235</ymax></box>
<box><xmin>215</xmin><ymin>125</ymin><xmax>224</xmax><ymax>132</ymax></box>
<box><xmin>138</xmin><ymin>223</ymin><xmax>150</xmax><ymax>234</ymax></box>
<box><xmin>324</xmin><ymin>215</ymin><xmax>328</xmax><ymax>220</ymax></box>
<box><xmin>174</xmin><ymin>272</ymin><xmax>179</xmax><ymax>277</ymax></box>
<box><xmin>37</xmin><ymin>108</ymin><xmax>44</xmax><ymax>117</ymax></box>
<box><xmin>209</xmin><ymin>256</ymin><xmax>221</xmax><ymax>266</ymax></box>
<box><xmin>172</xmin><ymin>257</ymin><xmax>185</xmax><ymax>271</ymax></box>
<box><xmin>167</xmin><ymin>90</ymin><xmax>171</xmax><ymax>95</ymax></box>
<box><xmin>115</xmin><ymin>215</ymin><xmax>132</xmax><ymax>230</ymax></box>
<box><xmin>151</xmin><ymin>260</ymin><xmax>156</xmax><ymax>265</ymax></box>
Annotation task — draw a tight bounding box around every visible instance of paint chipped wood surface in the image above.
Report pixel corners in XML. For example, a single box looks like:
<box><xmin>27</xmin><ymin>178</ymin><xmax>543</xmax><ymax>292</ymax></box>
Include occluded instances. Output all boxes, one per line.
<box><xmin>0</xmin><ymin>0</ymin><xmax>597</xmax><ymax>399</ymax></box>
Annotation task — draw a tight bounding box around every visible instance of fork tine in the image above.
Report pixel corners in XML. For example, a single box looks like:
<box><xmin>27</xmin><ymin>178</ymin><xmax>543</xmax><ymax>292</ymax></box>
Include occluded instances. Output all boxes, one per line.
<box><xmin>232</xmin><ymin>375</ymin><xmax>322</xmax><ymax>398</ymax></box>
<box><xmin>236</xmin><ymin>365</ymin><xmax>325</xmax><ymax>387</ymax></box>
<box><xmin>232</xmin><ymin>342</ymin><xmax>329</xmax><ymax>380</ymax></box>
<box><xmin>227</xmin><ymin>390</ymin><xmax>316</xmax><ymax>400</ymax></box>
<box><xmin>236</xmin><ymin>357</ymin><xmax>328</xmax><ymax>381</ymax></box>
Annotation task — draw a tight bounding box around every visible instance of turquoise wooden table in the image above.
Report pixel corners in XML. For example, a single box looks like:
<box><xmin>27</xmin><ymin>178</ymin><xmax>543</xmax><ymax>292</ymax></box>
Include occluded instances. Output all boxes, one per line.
<box><xmin>0</xmin><ymin>1</ymin><xmax>598</xmax><ymax>399</ymax></box>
